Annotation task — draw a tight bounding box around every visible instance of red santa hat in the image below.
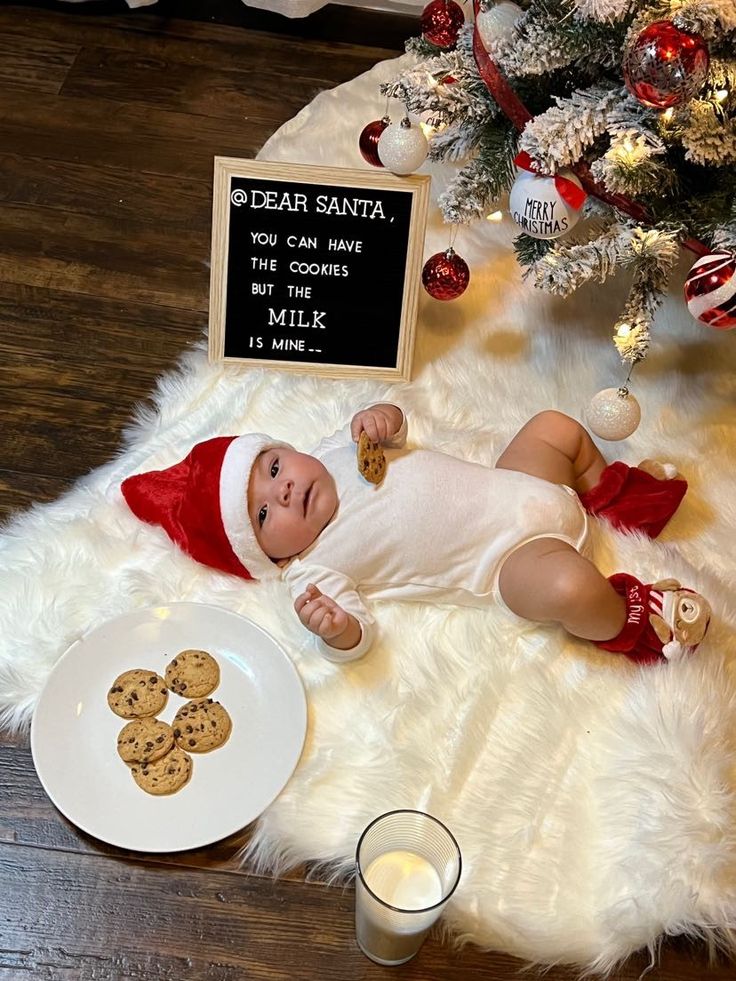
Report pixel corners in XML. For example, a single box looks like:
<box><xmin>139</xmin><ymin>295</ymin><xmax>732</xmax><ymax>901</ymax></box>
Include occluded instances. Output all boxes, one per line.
<box><xmin>121</xmin><ymin>434</ymin><xmax>292</xmax><ymax>581</ymax></box>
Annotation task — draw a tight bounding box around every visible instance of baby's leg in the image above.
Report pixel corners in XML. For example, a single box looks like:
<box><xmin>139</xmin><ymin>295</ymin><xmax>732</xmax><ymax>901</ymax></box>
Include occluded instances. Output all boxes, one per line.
<box><xmin>498</xmin><ymin>538</ymin><xmax>626</xmax><ymax>641</ymax></box>
<box><xmin>496</xmin><ymin>410</ymin><xmax>606</xmax><ymax>494</ymax></box>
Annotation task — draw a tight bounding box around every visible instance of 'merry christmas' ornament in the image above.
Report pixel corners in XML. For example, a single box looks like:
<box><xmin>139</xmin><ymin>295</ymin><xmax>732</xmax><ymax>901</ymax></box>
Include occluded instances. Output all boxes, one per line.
<box><xmin>420</xmin><ymin>0</ymin><xmax>464</xmax><ymax>49</ymax></box>
<box><xmin>586</xmin><ymin>387</ymin><xmax>641</xmax><ymax>441</ymax></box>
<box><xmin>623</xmin><ymin>20</ymin><xmax>709</xmax><ymax>110</ymax></box>
<box><xmin>684</xmin><ymin>252</ymin><xmax>736</xmax><ymax>330</ymax></box>
<box><xmin>476</xmin><ymin>1</ymin><xmax>522</xmax><ymax>49</ymax></box>
<box><xmin>422</xmin><ymin>248</ymin><xmax>470</xmax><ymax>300</ymax></box>
<box><xmin>509</xmin><ymin>152</ymin><xmax>586</xmax><ymax>240</ymax></box>
<box><xmin>359</xmin><ymin>117</ymin><xmax>390</xmax><ymax>168</ymax></box>
<box><xmin>378</xmin><ymin>118</ymin><xmax>428</xmax><ymax>175</ymax></box>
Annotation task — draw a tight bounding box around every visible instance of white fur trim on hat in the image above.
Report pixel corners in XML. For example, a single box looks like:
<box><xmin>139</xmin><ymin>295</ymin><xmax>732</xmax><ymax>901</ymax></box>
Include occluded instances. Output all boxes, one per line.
<box><xmin>219</xmin><ymin>434</ymin><xmax>292</xmax><ymax>580</ymax></box>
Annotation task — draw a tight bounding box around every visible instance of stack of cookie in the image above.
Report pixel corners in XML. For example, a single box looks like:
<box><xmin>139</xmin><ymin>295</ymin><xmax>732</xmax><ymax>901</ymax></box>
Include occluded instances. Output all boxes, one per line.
<box><xmin>107</xmin><ymin>650</ymin><xmax>232</xmax><ymax>796</ymax></box>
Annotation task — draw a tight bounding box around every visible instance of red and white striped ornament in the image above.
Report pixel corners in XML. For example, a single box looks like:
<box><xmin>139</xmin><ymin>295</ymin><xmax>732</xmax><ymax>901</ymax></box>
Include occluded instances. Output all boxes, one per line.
<box><xmin>684</xmin><ymin>252</ymin><xmax>736</xmax><ymax>330</ymax></box>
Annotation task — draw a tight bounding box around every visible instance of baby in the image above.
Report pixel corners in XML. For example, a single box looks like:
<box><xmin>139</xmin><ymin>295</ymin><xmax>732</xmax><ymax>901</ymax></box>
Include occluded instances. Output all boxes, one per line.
<box><xmin>122</xmin><ymin>405</ymin><xmax>711</xmax><ymax>666</ymax></box>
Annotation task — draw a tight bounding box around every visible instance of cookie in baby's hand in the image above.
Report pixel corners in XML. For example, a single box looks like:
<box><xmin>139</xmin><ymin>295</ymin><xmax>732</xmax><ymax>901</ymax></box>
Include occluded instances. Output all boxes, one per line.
<box><xmin>357</xmin><ymin>430</ymin><xmax>386</xmax><ymax>485</ymax></box>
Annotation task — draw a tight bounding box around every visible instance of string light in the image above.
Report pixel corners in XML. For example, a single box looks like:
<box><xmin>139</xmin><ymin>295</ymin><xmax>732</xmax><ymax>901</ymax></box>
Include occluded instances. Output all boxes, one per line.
<box><xmin>486</xmin><ymin>210</ymin><xmax>503</xmax><ymax>222</ymax></box>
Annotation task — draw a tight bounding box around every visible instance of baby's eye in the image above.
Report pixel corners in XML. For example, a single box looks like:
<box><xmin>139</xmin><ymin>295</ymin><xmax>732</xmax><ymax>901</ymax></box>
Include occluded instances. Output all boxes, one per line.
<box><xmin>258</xmin><ymin>505</ymin><xmax>268</xmax><ymax>527</ymax></box>
<box><xmin>270</xmin><ymin>459</ymin><xmax>279</xmax><ymax>478</ymax></box>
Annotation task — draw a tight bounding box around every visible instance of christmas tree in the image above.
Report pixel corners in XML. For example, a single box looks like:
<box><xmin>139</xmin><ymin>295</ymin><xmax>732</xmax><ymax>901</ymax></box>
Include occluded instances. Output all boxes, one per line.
<box><xmin>379</xmin><ymin>0</ymin><xmax>736</xmax><ymax>371</ymax></box>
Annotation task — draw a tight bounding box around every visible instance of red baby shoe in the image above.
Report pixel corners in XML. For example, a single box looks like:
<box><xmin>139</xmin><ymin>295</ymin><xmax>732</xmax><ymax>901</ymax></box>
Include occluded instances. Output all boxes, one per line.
<box><xmin>595</xmin><ymin>572</ymin><xmax>711</xmax><ymax>665</ymax></box>
<box><xmin>579</xmin><ymin>461</ymin><xmax>687</xmax><ymax>539</ymax></box>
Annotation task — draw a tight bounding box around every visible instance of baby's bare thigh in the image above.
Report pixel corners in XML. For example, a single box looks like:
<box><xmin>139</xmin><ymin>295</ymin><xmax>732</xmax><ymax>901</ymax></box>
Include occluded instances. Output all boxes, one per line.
<box><xmin>498</xmin><ymin>538</ymin><xmax>581</xmax><ymax>621</ymax></box>
<box><xmin>495</xmin><ymin>411</ymin><xmax>578</xmax><ymax>486</ymax></box>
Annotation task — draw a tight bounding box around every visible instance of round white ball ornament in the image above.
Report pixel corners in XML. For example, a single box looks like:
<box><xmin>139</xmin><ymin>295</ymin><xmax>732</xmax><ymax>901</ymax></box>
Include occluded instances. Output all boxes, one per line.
<box><xmin>509</xmin><ymin>167</ymin><xmax>583</xmax><ymax>240</ymax></box>
<box><xmin>586</xmin><ymin>387</ymin><xmax>641</xmax><ymax>441</ymax></box>
<box><xmin>476</xmin><ymin>1</ymin><xmax>523</xmax><ymax>49</ymax></box>
<box><xmin>377</xmin><ymin>118</ymin><xmax>429</xmax><ymax>175</ymax></box>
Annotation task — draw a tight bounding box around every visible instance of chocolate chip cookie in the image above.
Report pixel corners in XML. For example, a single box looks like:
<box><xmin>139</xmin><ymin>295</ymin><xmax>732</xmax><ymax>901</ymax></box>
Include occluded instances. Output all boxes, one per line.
<box><xmin>107</xmin><ymin>669</ymin><xmax>169</xmax><ymax>719</ymax></box>
<box><xmin>173</xmin><ymin>698</ymin><xmax>232</xmax><ymax>753</ymax></box>
<box><xmin>165</xmin><ymin>649</ymin><xmax>220</xmax><ymax>698</ymax></box>
<box><xmin>116</xmin><ymin>718</ymin><xmax>175</xmax><ymax>765</ymax></box>
<box><xmin>357</xmin><ymin>430</ymin><xmax>386</xmax><ymax>485</ymax></box>
<box><xmin>130</xmin><ymin>745</ymin><xmax>193</xmax><ymax>796</ymax></box>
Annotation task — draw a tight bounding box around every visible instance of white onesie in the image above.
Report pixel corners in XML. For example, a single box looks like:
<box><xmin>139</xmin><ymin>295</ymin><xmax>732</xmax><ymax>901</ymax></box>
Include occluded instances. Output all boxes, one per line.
<box><xmin>282</xmin><ymin>414</ymin><xmax>588</xmax><ymax>662</ymax></box>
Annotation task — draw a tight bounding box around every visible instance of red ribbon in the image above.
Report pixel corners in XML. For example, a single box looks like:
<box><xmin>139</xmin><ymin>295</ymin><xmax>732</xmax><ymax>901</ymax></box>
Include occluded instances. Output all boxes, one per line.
<box><xmin>514</xmin><ymin>150</ymin><xmax>588</xmax><ymax>211</ymax></box>
<box><xmin>471</xmin><ymin>0</ymin><xmax>708</xmax><ymax>257</ymax></box>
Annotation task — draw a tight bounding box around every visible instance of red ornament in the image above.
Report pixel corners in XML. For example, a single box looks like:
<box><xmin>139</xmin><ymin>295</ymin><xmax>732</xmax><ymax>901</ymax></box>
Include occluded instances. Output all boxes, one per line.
<box><xmin>684</xmin><ymin>252</ymin><xmax>736</xmax><ymax>330</ymax></box>
<box><xmin>422</xmin><ymin>248</ymin><xmax>470</xmax><ymax>300</ymax></box>
<box><xmin>623</xmin><ymin>20</ymin><xmax>709</xmax><ymax>109</ymax></box>
<box><xmin>420</xmin><ymin>0</ymin><xmax>464</xmax><ymax>49</ymax></box>
<box><xmin>359</xmin><ymin>117</ymin><xmax>389</xmax><ymax>168</ymax></box>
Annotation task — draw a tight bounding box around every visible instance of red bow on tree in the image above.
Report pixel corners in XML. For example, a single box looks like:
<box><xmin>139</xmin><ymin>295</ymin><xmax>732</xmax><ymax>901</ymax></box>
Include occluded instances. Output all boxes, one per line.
<box><xmin>513</xmin><ymin>150</ymin><xmax>588</xmax><ymax>211</ymax></box>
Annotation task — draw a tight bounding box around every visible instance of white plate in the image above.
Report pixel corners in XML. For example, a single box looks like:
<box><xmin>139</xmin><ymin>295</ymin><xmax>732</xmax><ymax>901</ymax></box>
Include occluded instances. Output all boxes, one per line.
<box><xmin>31</xmin><ymin>603</ymin><xmax>307</xmax><ymax>852</ymax></box>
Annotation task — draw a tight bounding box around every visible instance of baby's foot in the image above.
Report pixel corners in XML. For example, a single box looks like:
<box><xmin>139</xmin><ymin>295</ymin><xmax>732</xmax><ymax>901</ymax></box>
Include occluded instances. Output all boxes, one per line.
<box><xmin>579</xmin><ymin>461</ymin><xmax>688</xmax><ymax>539</ymax></box>
<box><xmin>648</xmin><ymin>579</ymin><xmax>711</xmax><ymax>661</ymax></box>
<box><xmin>596</xmin><ymin>573</ymin><xmax>711</xmax><ymax>664</ymax></box>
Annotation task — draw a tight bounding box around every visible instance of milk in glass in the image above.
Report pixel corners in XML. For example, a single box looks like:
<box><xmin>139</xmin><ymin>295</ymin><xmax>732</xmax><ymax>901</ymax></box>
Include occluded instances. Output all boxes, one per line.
<box><xmin>356</xmin><ymin>849</ymin><xmax>443</xmax><ymax>964</ymax></box>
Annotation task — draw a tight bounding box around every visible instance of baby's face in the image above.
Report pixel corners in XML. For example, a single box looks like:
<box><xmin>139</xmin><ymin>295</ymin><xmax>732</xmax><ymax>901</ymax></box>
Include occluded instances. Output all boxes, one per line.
<box><xmin>248</xmin><ymin>448</ymin><xmax>337</xmax><ymax>561</ymax></box>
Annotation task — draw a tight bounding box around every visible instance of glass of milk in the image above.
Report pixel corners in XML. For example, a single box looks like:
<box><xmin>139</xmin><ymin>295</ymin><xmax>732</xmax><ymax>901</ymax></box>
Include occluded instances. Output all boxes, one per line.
<box><xmin>354</xmin><ymin>809</ymin><xmax>462</xmax><ymax>966</ymax></box>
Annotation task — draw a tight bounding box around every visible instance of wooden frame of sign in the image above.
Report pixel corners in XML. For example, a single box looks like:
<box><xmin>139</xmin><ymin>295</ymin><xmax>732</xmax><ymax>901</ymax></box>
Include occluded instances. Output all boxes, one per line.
<box><xmin>208</xmin><ymin>157</ymin><xmax>430</xmax><ymax>381</ymax></box>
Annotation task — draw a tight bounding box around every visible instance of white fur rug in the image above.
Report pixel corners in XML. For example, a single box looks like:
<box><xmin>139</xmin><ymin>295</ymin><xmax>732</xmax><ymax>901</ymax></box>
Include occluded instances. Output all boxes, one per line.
<box><xmin>2</xmin><ymin>55</ymin><xmax>736</xmax><ymax>973</ymax></box>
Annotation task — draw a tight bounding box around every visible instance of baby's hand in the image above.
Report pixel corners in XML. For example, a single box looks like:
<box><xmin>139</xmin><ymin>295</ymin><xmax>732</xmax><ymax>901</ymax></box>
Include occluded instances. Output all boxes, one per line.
<box><xmin>295</xmin><ymin>584</ymin><xmax>351</xmax><ymax>642</ymax></box>
<box><xmin>350</xmin><ymin>404</ymin><xmax>403</xmax><ymax>445</ymax></box>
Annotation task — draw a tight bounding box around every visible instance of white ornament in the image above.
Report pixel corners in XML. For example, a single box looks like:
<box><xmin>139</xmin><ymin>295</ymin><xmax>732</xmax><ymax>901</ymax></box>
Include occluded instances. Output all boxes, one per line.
<box><xmin>586</xmin><ymin>387</ymin><xmax>641</xmax><ymax>441</ymax></box>
<box><xmin>476</xmin><ymin>1</ymin><xmax>523</xmax><ymax>49</ymax></box>
<box><xmin>377</xmin><ymin>118</ymin><xmax>429</xmax><ymax>175</ymax></box>
<box><xmin>509</xmin><ymin>167</ymin><xmax>583</xmax><ymax>240</ymax></box>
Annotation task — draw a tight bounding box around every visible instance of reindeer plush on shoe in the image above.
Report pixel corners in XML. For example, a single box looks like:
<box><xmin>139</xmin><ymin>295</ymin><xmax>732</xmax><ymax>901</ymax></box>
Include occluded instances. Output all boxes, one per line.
<box><xmin>648</xmin><ymin>579</ymin><xmax>712</xmax><ymax>662</ymax></box>
<box><xmin>578</xmin><ymin>458</ymin><xmax>712</xmax><ymax>665</ymax></box>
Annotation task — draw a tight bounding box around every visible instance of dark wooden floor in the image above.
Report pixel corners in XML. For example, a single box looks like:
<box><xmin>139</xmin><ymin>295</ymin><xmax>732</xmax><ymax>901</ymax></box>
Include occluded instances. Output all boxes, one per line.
<box><xmin>0</xmin><ymin>3</ymin><xmax>734</xmax><ymax>978</ymax></box>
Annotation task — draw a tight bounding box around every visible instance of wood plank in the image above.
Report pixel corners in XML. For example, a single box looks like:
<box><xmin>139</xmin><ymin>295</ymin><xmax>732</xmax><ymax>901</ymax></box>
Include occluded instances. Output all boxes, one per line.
<box><xmin>0</xmin><ymin>3</ymin><xmax>406</xmax><ymax>65</ymax></box>
<box><xmin>0</xmin><ymin>471</ymin><xmax>72</xmax><ymax>519</ymax></box>
<box><xmin>0</xmin><ymin>34</ymin><xmax>79</xmax><ymax>95</ymax></box>
<box><xmin>0</xmin><ymin>90</ymin><xmax>268</xmax><ymax>179</ymax></box>
<box><xmin>0</xmin><ymin>353</ymin><xmax>175</xmax><ymax>412</ymax></box>
<box><xmin>0</xmin><ymin>282</ymin><xmax>201</xmax><ymax>368</ymax></box>
<box><xmin>0</xmin><ymin>841</ymin><xmax>357</xmax><ymax>980</ymax></box>
<box><xmin>0</xmin><ymin>364</ymin><xmax>157</xmax><ymax>479</ymax></box>
<box><xmin>0</xmin><ymin>153</ymin><xmax>212</xmax><ymax>230</ymax></box>
<box><xmin>62</xmin><ymin>45</ymin><xmax>350</xmax><ymax>124</ymax></box>
<box><xmin>0</xmin><ymin>203</ymin><xmax>209</xmax><ymax>310</ymax></box>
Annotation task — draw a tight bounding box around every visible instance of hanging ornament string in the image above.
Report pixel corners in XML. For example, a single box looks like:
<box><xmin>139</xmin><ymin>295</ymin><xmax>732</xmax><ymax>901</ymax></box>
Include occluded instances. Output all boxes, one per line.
<box><xmin>470</xmin><ymin>0</ymin><xmax>708</xmax><ymax>258</ymax></box>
